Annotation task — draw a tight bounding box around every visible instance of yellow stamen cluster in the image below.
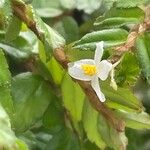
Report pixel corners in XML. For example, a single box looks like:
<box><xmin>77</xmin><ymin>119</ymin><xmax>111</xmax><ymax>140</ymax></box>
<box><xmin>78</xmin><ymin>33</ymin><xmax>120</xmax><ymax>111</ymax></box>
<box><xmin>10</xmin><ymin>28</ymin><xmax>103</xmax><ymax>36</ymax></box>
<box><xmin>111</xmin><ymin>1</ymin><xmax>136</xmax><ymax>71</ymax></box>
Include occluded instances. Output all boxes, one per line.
<box><xmin>82</xmin><ymin>64</ymin><xmax>96</xmax><ymax>76</ymax></box>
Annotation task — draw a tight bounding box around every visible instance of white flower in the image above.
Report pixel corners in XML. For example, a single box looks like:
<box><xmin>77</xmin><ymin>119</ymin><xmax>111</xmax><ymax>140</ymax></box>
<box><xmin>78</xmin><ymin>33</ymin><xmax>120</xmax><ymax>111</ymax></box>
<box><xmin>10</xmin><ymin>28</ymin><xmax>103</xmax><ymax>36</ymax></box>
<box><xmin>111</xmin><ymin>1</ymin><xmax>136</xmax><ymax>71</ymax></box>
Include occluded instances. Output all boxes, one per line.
<box><xmin>68</xmin><ymin>41</ymin><xmax>113</xmax><ymax>102</ymax></box>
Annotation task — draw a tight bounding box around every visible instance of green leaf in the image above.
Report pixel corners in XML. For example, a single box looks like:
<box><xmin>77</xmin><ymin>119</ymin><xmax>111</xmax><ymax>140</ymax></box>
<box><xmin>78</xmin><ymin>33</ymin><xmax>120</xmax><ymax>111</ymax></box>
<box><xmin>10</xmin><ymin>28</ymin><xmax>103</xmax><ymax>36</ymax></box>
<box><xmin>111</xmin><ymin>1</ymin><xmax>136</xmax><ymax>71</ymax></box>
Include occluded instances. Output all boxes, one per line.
<box><xmin>54</xmin><ymin>16</ymin><xmax>79</xmax><ymax>44</ymax></box>
<box><xmin>1</xmin><ymin>0</ymin><xmax>12</xmax><ymax>16</ymax></box>
<box><xmin>19</xmin><ymin>30</ymin><xmax>39</xmax><ymax>53</ymax></box>
<box><xmin>126</xmin><ymin>128</ymin><xmax>150</xmax><ymax>150</ymax></box>
<box><xmin>32</xmin><ymin>0</ymin><xmax>78</xmax><ymax>18</ymax></box>
<box><xmin>61</xmin><ymin>73</ymin><xmax>85</xmax><ymax>121</ymax></box>
<box><xmin>48</xmin><ymin>57</ymin><xmax>65</xmax><ymax>84</ymax></box>
<box><xmin>0</xmin><ymin>104</ymin><xmax>16</xmax><ymax>149</ymax></box>
<box><xmin>0</xmin><ymin>34</ymin><xmax>33</xmax><ymax>61</ymax></box>
<box><xmin>22</xmin><ymin>0</ymin><xmax>32</xmax><ymax>3</ymax></box>
<box><xmin>82</xmin><ymin>100</ymin><xmax>106</xmax><ymax>149</ymax></box>
<box><xmin>45</xmin><ymin>128</ymin><xmax>80</xmax><ymax>150</ymax></box>
<box><xmin>135</xmin><ymin>33</ymin><xmax>150</xmax><ymax>85</ymax></box>
<box><xmin>82</xmin><ymin>140</ymin><xmax>100</xmax><ymax>150</ymax></box>
<box><xmin>0</xmin><ymin>0</ymin><xmax>12</xmax><ymax>29</ymax></box>
<box><xmin>34</xmin><ymin>14</ymin><xmax>65</xmax><ymax>59</ymax></box>
<box><xmin>73</xmin><ymin>29</ymin><xmax>128</xmax><ymax>50</ymax></box>
<box><xmin>116</xmin><ymin>0</ymin><xmax>149</xmax><ymax>8</ymax></box>
<box><xmin>115</xmin><ymin>110</ymin><xmax>150</xmax><ymax>129</ymax></box>
<box><xmin>32</xmin><ymin>0</ymin><xmax>102</xmax><ymax>17</ymax></box>
<box><xmin>79</xmin><ymin>18</ymin><xmax>95</xmax><ymax>36</ymax></box>
<box><xmin>11</xmin><ymin>72</ymin><xmax>53</xmax><ymax>132</ymax></box>
<box><xmin>5</xmin><ymin>15</ymin><xmax>22</xmax><ymax>42</ymax></box>
<box><xmin>104</xmin><ymin>0</ymin><xmax>149</xmax><ymax>8</ymax></box>
<box><xmin>115</xmin><ymin>52</ymin><xmax>140</xmax><ymax>86</ymax></box>
<box><xmin>16</xmin><ymin>139</ymin><xmax>29</xmax><ymax>150</ymax></box>
<box><xmin>94</xmin><ymin>7</ymin><xmax>144</xmax><ymax>28</ymax></box>
<box><xmin>98</xmin><ymin>114</ymin><xmax>127</xmax><ymax>150</ymax></box>
<box><xmin>39</xmin><ymin>42</ymin><xmax>64</xmax><ymax>84</ymax></box>
<box><xmin>0</xmin><ymin>49</ymin><xmax>11</xmax><ymax>85</ymax></box>
<box><xmin>32</xmin><ymin>0</ymin><xmax>63</xmax><ymax>18</ymax></box>
<box><xmin>65</xmin><ymin>43</ymin><xmax>95</xmax><ymax>62</ymax></box>
<box><xmin>0</xmin><ymin>49</ymin><xmax>14</xmax><ymax>117</ymax></box>
<box><xmin>101</xmin><ymin>82</ymin><xmax>143</xmax><ymax>112</ymax></box>
<box><xmin>18</xmin><ymin>130</ymin><xmax>51</xmax><ymax>150</ymax></box>
<box><xmin>102</xmin><ymin>0</ymin><xmax>115</xmax><ymax>10</ymax></box>
<box><xmin>75</xmin><ymin>0</ymin><xmax>102</xmax><ymax>14</ymax></box>
<box><xmin>13</xmin><ymin>0</ymin><xmax>65</xmax><ymax>59</ymax></box>
<box><xmin>59</xmin><ymin>0</ymin><xmax>75</xmax><ymax>10</ymax></box>
<box><xmin>31</xmin><ymin>3</ymin><xmax>66</xmax><ymax>49</ymax></box>
<box><xmin>43</xmin><ymin>97</ymin><xmax>64</xmax><ymax>132</ymax></box>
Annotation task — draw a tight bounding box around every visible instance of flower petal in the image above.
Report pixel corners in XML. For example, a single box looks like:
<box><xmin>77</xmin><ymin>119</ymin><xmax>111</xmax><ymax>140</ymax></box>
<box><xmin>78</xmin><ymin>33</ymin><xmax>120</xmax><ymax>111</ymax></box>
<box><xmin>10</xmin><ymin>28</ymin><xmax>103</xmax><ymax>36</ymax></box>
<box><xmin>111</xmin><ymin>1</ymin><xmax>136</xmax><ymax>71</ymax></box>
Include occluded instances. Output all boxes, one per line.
<box><xmin>68</xmin><ymin>59</ymin><xmax>95</xmax><ymax>81</ymax></box>
<box><xmin>94</xmin><ymin>41</ymin><xmax>104</xmax><ymax>64</ymax></box>
<box><xmin>97</xmin><ymin>60</ymin><xmax>113</xmax><ymax>81</ymax></box>
<box><xmin>91</xmin><ymin>76</ymin><xmax>106</xmax><ymax>102</ymax></box>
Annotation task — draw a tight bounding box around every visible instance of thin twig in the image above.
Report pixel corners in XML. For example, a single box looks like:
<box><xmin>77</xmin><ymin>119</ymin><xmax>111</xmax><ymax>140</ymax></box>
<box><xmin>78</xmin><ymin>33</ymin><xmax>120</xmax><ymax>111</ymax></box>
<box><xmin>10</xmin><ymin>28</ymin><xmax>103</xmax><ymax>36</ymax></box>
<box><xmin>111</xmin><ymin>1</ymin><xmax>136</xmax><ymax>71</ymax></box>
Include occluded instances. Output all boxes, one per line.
<box><xmin>110</xmin><ymin>7</ymin><xmax>150</xmax><ymax>63</ymax></box>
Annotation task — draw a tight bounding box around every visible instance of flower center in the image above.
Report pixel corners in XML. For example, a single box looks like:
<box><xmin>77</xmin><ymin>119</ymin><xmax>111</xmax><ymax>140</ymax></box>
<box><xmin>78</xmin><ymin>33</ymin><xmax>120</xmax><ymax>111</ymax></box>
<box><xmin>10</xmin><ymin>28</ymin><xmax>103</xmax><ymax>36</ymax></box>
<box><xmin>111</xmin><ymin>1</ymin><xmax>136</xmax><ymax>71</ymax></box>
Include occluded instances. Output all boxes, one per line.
<box><xmin>81</xmin><ymin>64</ymin><xmax>96</xmax><ymax>76</ymax></box>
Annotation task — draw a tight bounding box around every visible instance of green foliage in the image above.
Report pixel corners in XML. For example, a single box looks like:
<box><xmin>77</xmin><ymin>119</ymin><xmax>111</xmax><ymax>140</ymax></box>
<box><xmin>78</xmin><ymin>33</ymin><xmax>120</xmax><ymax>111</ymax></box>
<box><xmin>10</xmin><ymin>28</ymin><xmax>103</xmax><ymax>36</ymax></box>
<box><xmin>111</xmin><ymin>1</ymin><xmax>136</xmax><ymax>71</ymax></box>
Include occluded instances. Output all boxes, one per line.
<box><xmin>101</xmin><ymin>82</ymin><xmax>143</xmax><ymax>112</ymax></box>
<box><xmin>115</xmin><ymin>52</ymin><xmax>140</xmax><ymax>86</ymax></box>
<box><xmin>0</xmin><ymin>103</ymin><xmax>29</xmax><ymax>150</ymax></box>
<box><xmin>17</xmin><ymin>130</ymin><xmax>52</xmax><ymax>150</ymax></box>
<box><xmin>39</xmin><ymin>42</ymin><xmax>64</xmax><ymax>84</ymax></box>
<box><xmin>136</xmin><ymin>33</ymin><xmax>150</xmax><ymax>85</ymax></box>
<box><xmin>82</xmin><ymin>140</ymin><xmax>100</xmax><ymax>150</ymax></box>
<box><xmin>61</xmin><ymin>74</ymin><xmax>85</xmax><ymax>121</ymax></box>
<box><xmin>32</xmin><ymin>0</ymin><xmax>64</xmax><ymax>18</ymax></box>
<box><xmin>48</xmin><ymin>57</ymin><xmax>64</xmax><ymax>84</ymax></box>
<box><xmin>83</xmin><ymin>100</ymin><xmax>128</xmax><ymax>150</ymax></box>
<box><xmin>103</xmin><ymin>0</ymin><xmax>149</xmax><ymax>8</ymax></box>
<box><xmin>11</xmin><ymin>72</ymin><xmax>54</xmax><ymax>132</ymax></box>
<box><xmin>0</xmin><ymin>0</ymin><xmax>12</xmax><ymax>28</ymax></box>
<box><xmin>14</xmin><ymin>0</ymin><xmax>65</xmax><ymax>59</ymax></box>
<box><xmin>33</xmin><ymin>14</ymin><xmax>65</xmax><ymax>59</ymax></box>
<box><xmin>45</xmin><ymin>128</ymin><xmax>80</xmax><ymax>150</ymax></box>
<box><xmin>74</xmin><ymin>0</ymin><xmax>102</xmax><ymax>14</ymax></box>
<box><xmin>94</xmin><ymin>7</ymin><xmax>144</xmax><ymax>28</ymax></box>
<box><xmin>16</xmin><ymin>139</ymin><xmax>29</xmax><ymax>150</ymax></box>
<box><xmin>54</xmin><ymin>16</ymin><xmax>79</xmax><ymax>44</ymax></box>
<box><xmin>74</xmin><ymin>29</ymin><xmax>128</xmax><ymax>50</ymax></box>
<box><xmin>115</xmin><ymin>0</ymin><xmax>149</xmax><ymax>8</ymax></box>
<box><xmin>43</xmin><ymin>97</ymin><xmax>64</xmax><ymax>131</ymax></box>
<box><xmin>0</xmin><ymin>49</ymin><xmax>14</xmax><ymax>117</ymax></box>
<box><xmin>65</xmin><ymin>43</ymin><xmax>94</xmax><ymax>61</ymax></box>
<box><xmin>82</xmin><ymin>100</ymin><xmax>106</xmax><ymax>149</ymax></box>
<box><xmin>5</xmin><ymin>15</ymin><xmax>22</xmax><ymax>42</ymax></box>
<box><xmin>115</xmin><ymin>110</ymin><xmax>150</xmax><ymax>129</ymax></box>
<box><xmin>0</xmin><ymin>104</ymin><xmax>16</xmax><ymax>149</ymax></box>
<box><xmin>0</xmin><ymin>49</ymin><xmax>11</xmax><ymax>85</ymax></box>
<box><xmin>0</xmin><ymin>32</ymin><xmax>35</xmax><ymax>61</ymax></box>
<box><xmin>0</xmin><ymin>0</ymin><xmax>150</xmax><ymax>149</ymax></box>
<box><xmin>32</xmin><ymin>0</ymin><xmax>102</xmax><ymax>17</ymax></box>
<box><xmin>98</xmin><ymin>114</ymin><xmax>127</xmax><ymax>150</ymax></box>
<box><xmin>126</xmin><ymin>129</ymin><xmax>150</xmax><ymax>150</ymax></box>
